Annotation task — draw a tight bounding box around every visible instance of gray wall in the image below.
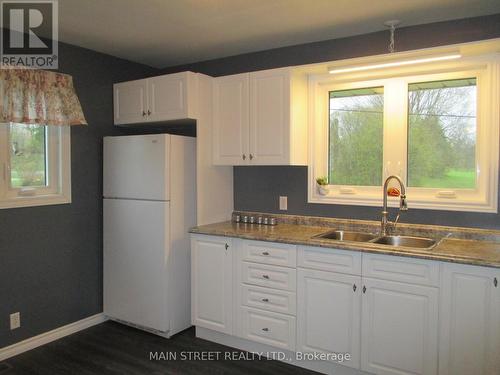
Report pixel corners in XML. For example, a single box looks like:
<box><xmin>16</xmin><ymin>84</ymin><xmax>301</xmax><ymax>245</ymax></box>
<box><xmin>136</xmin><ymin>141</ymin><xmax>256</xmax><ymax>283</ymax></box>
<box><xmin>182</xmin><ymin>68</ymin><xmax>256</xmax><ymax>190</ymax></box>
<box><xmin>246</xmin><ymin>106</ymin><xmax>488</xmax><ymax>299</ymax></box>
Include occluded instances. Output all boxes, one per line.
<box><xmin>162</xmin><ymin>13</ymin><xmax>500</xmax><ymax>229</ymax></box>
<box><xmin>0</xmin><ymin>41</ymin><xmax>157</xmax><ymax>347</ymax></box>
<box><xmin>2</xmin><ymin>12</ymin><xmax>500</xmax><ymax>351</ymax></box>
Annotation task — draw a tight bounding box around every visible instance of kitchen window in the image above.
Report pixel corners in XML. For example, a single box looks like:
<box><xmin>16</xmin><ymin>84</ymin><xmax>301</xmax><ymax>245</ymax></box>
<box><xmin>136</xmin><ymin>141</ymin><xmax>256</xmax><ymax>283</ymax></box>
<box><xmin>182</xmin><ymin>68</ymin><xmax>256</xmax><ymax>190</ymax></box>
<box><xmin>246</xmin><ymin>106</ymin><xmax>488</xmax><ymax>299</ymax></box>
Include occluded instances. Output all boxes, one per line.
<box><xmin>0</xmin><ymin>123</ymin><xmax>71</xmax><ymax>209</ymax></box>
<box><xmin>309</xmin><ymin>55</ymin><xmax>499</xmax><ymax>212</ymax></box>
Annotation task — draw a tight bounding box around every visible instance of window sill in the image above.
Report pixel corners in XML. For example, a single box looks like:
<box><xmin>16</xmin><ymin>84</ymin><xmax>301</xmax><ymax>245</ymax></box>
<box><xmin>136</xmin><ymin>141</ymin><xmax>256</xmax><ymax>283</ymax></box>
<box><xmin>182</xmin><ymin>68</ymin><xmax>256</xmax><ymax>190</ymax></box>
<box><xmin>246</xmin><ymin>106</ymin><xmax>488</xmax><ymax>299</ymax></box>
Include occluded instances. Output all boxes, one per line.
<box><xmin>308</xmin><ymin>188</ymin><xmax>498</xmax><ymax>213</ymax></box>
<box><xmin>0</xmin><ymin>193</ymin><xmax>71</xmax><ymax>209</ymax></box>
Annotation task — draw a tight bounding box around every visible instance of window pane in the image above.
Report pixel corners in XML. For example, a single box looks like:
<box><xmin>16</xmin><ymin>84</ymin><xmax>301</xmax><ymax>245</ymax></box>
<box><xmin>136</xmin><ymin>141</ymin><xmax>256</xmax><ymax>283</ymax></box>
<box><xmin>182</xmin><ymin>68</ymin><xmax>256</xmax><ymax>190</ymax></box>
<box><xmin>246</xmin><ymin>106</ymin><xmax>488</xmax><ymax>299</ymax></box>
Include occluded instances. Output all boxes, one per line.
<box><xmin>329</xmin><ymin>87</ymin><xmax>384</xmax><ymax>186</ymax></box>
<box><xmin>408</xmin><ymin>78</ymin><xmax>476</xmax><ymax>189</ymax></box>
<box><xmin>9</xmin><ymin>124</ymin><xmax>48</xmax><ymax>188</ymax></box>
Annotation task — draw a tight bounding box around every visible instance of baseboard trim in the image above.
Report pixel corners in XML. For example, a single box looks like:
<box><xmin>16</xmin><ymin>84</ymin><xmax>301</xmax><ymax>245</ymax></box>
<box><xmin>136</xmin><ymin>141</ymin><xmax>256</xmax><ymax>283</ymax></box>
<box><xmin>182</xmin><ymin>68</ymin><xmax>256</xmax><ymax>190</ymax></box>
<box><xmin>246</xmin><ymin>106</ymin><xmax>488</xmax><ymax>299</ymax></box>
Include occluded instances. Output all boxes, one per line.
<box><xmin>0</xmin><ymin>313</ymin><xmax>108</xmax><ymax>361</ymax></box>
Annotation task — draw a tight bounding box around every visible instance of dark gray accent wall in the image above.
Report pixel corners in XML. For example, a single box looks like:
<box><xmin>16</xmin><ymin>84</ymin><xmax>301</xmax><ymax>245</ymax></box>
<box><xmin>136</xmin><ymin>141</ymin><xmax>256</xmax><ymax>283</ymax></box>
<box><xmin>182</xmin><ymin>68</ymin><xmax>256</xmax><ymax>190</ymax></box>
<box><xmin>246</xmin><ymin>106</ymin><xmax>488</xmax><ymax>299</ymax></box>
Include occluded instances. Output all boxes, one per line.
<box><xmin>161</xmin><ymin>14</ymin><xmax>500</xmax><ymax>229</ymax></box>
<box><xmin>2</xmin><ymin>13</ymin><xmax>500</xmax><ymax>351</ymax></box>
<box><xmin>234</xmin><ymin>166</ymin><xmax>500</xmax><ymax>229</ymax></box>
<box><xmin>0</xmin><ymin>41</ymin><xmax>157</xmax><ymax>347</ymax></box>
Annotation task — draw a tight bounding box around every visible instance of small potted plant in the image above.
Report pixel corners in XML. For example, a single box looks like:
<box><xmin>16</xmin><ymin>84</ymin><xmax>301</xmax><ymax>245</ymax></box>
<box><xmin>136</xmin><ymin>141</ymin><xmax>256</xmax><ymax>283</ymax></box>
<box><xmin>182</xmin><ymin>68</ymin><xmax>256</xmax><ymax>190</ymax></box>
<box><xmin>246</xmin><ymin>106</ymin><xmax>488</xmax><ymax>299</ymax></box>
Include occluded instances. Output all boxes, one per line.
<box><xmin>316</xmin><ymin>176</ymin><xmax>329</xmax><ymax>195</ymax></box>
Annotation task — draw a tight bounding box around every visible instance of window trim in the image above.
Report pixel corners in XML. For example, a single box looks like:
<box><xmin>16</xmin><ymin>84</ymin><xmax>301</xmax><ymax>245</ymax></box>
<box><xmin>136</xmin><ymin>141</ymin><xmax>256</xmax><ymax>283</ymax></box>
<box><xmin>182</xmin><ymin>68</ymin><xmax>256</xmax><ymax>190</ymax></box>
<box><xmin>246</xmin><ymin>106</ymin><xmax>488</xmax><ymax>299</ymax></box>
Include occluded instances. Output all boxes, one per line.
<box><xmin>0</xmin><ymin>124</ymin><xmax>71</xmax><ymax>209</ymax></box>
<box><xmin>308</xmin><ymin>54</ymin><xmax>499</xmax><ymax>213</ymax></box>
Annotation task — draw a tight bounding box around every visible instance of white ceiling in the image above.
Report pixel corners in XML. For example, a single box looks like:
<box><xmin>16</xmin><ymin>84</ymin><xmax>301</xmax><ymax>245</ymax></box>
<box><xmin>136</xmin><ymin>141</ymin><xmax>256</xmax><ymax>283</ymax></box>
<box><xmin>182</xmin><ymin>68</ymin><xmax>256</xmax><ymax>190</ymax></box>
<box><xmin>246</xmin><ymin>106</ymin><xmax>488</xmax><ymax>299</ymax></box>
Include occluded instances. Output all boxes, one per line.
<box><xmin>57</xmin><ymin>0</ymin><xmax>500</xmax><ymax>68</ymax></box>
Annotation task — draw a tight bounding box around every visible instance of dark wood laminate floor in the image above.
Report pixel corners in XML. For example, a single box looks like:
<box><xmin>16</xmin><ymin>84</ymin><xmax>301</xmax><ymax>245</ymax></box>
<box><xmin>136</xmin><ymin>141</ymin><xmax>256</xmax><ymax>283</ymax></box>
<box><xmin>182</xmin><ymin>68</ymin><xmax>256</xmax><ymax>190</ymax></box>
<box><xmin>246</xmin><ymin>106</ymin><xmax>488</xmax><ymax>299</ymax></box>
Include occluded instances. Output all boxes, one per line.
<box><xmin>1</xmin><ymin>321</ymin><xmax>319</xmax><ymax>375</ymax></box>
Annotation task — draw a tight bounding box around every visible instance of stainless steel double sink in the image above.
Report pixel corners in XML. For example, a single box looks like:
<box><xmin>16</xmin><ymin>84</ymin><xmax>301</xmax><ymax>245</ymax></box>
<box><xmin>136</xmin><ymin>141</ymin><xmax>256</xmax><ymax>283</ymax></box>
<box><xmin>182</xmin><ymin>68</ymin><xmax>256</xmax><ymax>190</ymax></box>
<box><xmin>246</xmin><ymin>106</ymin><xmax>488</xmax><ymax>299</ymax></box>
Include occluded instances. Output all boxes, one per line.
<box><xmin>313</xmin><ymin>230</ymin><xmax>437</xmax><ymax>250</ymax></box>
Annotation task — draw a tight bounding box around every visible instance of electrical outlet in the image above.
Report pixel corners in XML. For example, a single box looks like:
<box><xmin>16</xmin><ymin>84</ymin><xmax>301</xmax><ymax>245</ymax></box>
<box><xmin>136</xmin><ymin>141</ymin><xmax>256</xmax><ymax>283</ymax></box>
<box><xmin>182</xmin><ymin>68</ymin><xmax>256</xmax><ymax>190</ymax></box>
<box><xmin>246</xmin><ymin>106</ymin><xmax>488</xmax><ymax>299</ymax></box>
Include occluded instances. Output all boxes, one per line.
<box><xmin>10</xmin><ymin>312</ymin><xmax>20</xmax><ymax>330</ymax></box>
<box><xmin>279</xmin><ymin>196</ymin><xmax>288</xmax><ymax>210</ymax></box>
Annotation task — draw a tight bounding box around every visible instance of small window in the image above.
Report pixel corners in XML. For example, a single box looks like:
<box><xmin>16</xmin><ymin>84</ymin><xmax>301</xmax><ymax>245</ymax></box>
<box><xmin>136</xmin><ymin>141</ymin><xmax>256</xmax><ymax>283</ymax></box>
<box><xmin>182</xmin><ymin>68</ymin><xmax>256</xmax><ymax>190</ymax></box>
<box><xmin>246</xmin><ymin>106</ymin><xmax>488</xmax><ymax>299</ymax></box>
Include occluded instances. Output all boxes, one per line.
<box><xmin>329</xmin><ymin>87</ymin><xmax>384</xmax><ymax>186</ymax></box>
<box><xmin>408</xmin><ymin>79</ymin><xmax>476</xmax><ymax>189</ymax></box>
<box><xmin>9</xmin><ymin>124</ymin><xmax>49</xmax><ymax>189</ymax></box>
<box><xmin>0</xmin><ymin>123</ymin><xmax>71</xmax><ymax>209</ymax></box>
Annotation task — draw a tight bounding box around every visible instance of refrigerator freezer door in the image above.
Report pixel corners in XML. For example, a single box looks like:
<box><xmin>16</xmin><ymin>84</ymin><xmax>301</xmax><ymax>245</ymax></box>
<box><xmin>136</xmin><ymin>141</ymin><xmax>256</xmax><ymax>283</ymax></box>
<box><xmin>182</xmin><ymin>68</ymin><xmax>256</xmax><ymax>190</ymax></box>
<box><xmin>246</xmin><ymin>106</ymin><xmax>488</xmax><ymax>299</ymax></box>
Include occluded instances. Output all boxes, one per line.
<box><xmin>103</xmin><ymin>135</ymin><xmax>169</xmax><ymax>201</ymax></box>
<box><xmin>104</xmin><ymin>198</ymin><xmax>170</xmax><ymax>332</ymax></box>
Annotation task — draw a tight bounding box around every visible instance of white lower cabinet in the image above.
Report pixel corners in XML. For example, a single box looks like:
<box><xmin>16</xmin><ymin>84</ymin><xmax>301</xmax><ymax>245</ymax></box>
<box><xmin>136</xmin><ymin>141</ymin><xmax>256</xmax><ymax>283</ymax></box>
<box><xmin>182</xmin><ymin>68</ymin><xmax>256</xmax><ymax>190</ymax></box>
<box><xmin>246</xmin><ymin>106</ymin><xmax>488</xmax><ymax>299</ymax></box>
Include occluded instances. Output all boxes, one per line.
<box><xmin>361</xmin><ymin>278</ymin><xmax>439</xmax><ymax>375</ymax></box>
<box><xmin>297</xmin><ymin>268</ymin><xmax>362</xmax><ymax>369</ymax></box>
<box><xmin>191</xmin><ymin>235</ymin><xmax>500</xmax><ymax>375</ymax></box>
<box><xmin>439</xmin><ymin>263</ymin><xmax>500</xmax><ymax>375</ymax></box>
<box><xmin>191</xmin><ymin>235</ymin><xmax>233</xmax><ymax>334</ymax></box>
<box><xmin>240</xmin><ymin>307</ymin><xmax>296</xmax><ymax>351</ymax></box>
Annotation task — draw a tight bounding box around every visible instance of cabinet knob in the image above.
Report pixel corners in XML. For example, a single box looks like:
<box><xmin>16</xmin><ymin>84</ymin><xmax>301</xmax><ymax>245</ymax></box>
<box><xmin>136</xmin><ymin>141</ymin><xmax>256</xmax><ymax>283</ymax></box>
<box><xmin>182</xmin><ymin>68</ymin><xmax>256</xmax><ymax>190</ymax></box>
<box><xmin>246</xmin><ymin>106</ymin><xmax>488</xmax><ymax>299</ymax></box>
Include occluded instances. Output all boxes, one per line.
<box><xmin>262</xmin><ymin>328</ymin><xmax>269</xmax><ymax>332</ymax></box>
<box><xmin>142</xmin><ymin>111</ymin><xmax>146</xmax><ymax>116</ymax></box>
<box><xmin>249</xmin><ymin>154</ymin><xmax>254</xmax><ymax>160</ymax></box>
<box><xmin>261</xmin><ymin>251</ymin><xmax>270</xmax><ymax>256</ymax></box>
<box><xmin>225</xmin><ymin>243</ymin><xmax>229</xmax><ymax>250</ymax></box>
<box><xmin>261</xmin><ymin>298</ymin><xmax>269</xmax><ymax>302</ymax></box>
<box><xmin>242</xmin><ymin>154</ymin><xmax>246</xmax><ymax>160</ymax></box>
<box><xmin>147</xmin><ymin>109</ymin><xmax>151</xmax><ymax>115</ymax></box>
<box><xmin>495</xmin><ymin>277</ymin><xmax>498</xmax><ymax>287</ymax></box>
<box><xmin>262</xmin><ymin>275</ymin><xmax>269</xmax><ymax>279</ymax></box>
<box><xmin>363</xmin><ymin>286</ymin><xmax>367</xmax><ymax>294</ymax></box>
<box><xmin>353</xmin><ymin>284</ymin><xmax>357</xmax><ymax>292</ymax></box>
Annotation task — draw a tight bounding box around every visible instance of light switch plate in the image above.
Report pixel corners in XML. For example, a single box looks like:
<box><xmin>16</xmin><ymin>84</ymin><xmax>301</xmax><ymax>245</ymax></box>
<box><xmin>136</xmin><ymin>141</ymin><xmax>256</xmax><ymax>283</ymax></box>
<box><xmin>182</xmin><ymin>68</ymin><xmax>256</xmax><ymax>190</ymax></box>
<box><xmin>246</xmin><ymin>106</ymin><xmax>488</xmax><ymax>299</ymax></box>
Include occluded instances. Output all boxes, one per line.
<box><xmin>279</xmin><ymin>196</ymin><xmax>288</xmax><ymax>211</ymax></box>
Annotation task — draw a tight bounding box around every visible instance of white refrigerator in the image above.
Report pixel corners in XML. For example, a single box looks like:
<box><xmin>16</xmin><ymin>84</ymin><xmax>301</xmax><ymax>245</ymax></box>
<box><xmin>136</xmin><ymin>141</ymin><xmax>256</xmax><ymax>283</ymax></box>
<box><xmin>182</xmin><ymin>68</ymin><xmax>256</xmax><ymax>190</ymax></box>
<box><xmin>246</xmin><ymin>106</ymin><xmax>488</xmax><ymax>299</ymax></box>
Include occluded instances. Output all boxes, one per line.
<box><xmin>103</xmin><ymin>134</ymin><xmax>195</xmax><ymax>337</ymax></box>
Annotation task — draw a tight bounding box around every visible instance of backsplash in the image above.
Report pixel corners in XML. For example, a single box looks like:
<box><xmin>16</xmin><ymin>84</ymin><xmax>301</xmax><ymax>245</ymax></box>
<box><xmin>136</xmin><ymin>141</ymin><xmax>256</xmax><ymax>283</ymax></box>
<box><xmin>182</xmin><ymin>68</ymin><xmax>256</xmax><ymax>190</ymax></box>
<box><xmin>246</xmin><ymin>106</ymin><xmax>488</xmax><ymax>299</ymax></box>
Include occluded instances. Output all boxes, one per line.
<box><xmin>233</xmin><ymin>166</ymin><xmax>500</xmax><ymax>230</ymax></box>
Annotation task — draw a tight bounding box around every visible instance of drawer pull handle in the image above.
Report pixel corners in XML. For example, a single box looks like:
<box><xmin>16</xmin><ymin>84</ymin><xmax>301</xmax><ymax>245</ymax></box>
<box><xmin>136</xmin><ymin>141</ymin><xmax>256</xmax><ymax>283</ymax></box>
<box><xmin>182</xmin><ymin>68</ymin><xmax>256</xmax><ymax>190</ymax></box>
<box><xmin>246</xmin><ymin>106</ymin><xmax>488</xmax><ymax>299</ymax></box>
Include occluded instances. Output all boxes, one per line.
<box><xmin>353</xmin><ymin>284</ymin><xmax>357</xmax><ymax>292</ymax></box>
<box><xmin>363</xmin><ymin>286</ymin><xmax>367</xmax><ymax>294</ymax></box>
<box><xmin>495</xmin><ymin>277</ymin><xmax>498</xmax><ymax>287</ymax></box>
<box><xmin>262</xmin><ymin>328</ymin><xmax>269</xmax><ymax>332</ymax></box>
<box><xmin>261</xmin><ymin>298</ymin><xmax>269</xmax><ymax>302</ymax></box>
<box><xmin>262</xmin><ymin>275</ymin><xmax>269</xmax><ymax>279</ymax></box>
<box><xmin>261</xmin><ymin>251</ymin><xmax>270</xmax><ymax>256</ymax></box>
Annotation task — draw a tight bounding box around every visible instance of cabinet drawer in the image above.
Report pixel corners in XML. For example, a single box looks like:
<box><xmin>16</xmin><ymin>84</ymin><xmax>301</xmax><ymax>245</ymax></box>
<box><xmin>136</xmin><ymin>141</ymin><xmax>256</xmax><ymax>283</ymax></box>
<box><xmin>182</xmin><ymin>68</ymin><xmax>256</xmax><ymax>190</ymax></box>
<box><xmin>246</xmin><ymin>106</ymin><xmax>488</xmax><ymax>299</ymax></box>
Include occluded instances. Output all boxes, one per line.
<box><xmin>240</xmin><ymin>307</ymin><xmax>296</xmax><ymax>351</ymax></box>
<box><xmin>241</xmin><ymin>284</ymin><xmax>296</xmax><ymax>315</ymax></box>
<box><xmin>241</xmin><ymin>262</ymin><xmax>296</xmax><ymax>291</ymax></box>
<box><xmin>298</xmin><ymin>246</ymin><xmax>361</xmax><ymax>275</ymax></box>
<box><xmin>240</xmin><ymin>240</ymin><xmax>296</xmax><ymax>267</ymax></box>
<box><xmin>362</xmin><ymin>253</ymin><xmax>439</xmax><ymax>287</ymax></box>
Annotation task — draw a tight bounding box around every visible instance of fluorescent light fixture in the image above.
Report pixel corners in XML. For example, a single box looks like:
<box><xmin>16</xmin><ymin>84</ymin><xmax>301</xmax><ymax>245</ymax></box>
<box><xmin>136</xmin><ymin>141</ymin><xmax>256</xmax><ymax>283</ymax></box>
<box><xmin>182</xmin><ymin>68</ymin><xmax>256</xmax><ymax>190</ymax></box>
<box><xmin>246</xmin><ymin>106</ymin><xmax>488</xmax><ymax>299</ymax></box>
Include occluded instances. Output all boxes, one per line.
<box><xmin>328</xmin><ymin>54</ymin><xmax>461</xmax><ymax>74</ymax></box>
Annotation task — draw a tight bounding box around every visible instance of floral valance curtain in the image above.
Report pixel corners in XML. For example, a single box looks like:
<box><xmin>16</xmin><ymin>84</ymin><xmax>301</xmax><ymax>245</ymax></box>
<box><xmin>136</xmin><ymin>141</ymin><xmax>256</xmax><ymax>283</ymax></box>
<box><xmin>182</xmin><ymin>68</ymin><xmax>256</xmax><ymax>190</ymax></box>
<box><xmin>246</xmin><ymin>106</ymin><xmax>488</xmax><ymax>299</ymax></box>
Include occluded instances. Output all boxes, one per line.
<box><xmin>0</xmin><ymin>67</ymin><xmax>87</xmax><ymax>126</ymax></box>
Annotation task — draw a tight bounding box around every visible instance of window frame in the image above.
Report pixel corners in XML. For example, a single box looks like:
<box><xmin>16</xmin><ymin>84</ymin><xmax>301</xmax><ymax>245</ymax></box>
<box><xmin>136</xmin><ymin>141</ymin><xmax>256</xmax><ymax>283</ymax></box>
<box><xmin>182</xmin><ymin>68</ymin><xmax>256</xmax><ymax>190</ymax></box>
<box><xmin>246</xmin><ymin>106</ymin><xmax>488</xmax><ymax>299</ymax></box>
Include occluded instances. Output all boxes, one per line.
<box><xmin>0</xmin><ymin>123</ymin><xmax>71</xmax><ymax>209</ymax></box>
<box><xmin>308</xmin><ymin>54</ymin><xmax>499</xmax><ymax>212</ymax></box>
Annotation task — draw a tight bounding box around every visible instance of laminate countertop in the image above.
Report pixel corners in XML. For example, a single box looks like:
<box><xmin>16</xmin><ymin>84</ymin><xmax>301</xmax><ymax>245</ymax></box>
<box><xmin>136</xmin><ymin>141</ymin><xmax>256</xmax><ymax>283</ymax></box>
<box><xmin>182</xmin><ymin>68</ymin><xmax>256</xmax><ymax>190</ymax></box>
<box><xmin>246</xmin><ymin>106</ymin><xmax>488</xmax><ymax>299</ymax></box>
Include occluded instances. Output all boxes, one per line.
<box><xmin>190</xmin><ymin>220</ymin><xmax>500</xmax><ymax>269</ymax></box>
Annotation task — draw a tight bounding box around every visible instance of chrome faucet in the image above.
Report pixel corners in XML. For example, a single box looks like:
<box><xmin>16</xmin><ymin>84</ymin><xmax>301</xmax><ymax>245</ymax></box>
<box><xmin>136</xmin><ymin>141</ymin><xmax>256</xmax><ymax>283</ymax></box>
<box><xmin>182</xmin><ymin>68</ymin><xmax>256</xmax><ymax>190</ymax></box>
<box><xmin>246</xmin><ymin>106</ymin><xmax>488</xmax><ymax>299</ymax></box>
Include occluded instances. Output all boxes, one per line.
<box><xmin>381</xmin><ymin>175</ymin><xmax>408</xmax><ymax>235</ymax></box>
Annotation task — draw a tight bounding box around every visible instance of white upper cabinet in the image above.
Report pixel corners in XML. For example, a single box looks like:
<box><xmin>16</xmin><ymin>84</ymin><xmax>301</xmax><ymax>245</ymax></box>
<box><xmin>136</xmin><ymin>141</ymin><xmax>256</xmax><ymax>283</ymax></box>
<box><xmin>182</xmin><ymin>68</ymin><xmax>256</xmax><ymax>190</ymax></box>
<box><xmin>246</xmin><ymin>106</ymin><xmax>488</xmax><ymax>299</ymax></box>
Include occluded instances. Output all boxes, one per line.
<box><xmin>439</xmin><ymin>263</ymin><xmax>500</xmax><ymax>375</ymax></box>
<box><xmin>213</xmin><ymin>73</ymin><xmax>249</xmax><ymax>165</ymax></box>
<box><xmin>249</xmin><ymin>69</ymin><xmax>289</xmax><ymax>165</ymax></box>
<box><xmin>113</xmin><ymin>78</ymin><xmax>148</xmax><ymax>125</ymax></box>
<box><xmin>213</xmin><ymin>67</ymin><xmax>308</xmax><ymax>166</ymax></box>
<box><xmin>361</xmin><ymin>278</ymin><xmax>439</xmax><ymax>375</ymax></box>
<box><xmin>114</xmin><ymin>72</ymin><xmax>198</xmax><ymax>125</ymax></box>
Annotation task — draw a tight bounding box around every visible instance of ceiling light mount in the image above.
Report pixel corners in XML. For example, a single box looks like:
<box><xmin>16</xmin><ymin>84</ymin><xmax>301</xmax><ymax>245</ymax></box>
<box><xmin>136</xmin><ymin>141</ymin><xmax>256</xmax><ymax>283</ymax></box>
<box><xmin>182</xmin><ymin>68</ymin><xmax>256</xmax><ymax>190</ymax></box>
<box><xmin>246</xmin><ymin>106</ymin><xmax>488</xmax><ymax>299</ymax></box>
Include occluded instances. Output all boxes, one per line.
<box><xmin>384</xmin><ymin>20</ymin><xmax>401</xmax><ymax>53</ymax></box>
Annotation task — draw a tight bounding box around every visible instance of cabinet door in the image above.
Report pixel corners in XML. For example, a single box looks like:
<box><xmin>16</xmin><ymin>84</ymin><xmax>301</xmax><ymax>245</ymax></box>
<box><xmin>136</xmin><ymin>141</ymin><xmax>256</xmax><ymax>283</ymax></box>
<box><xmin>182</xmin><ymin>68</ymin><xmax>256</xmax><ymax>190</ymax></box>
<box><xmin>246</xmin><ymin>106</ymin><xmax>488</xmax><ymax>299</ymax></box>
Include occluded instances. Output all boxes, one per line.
<box><xmin>361</xmin><ymin>278</ymin><xmax>438</xmax><ymax>375</ymax></box>
<box><xmin>439</xmin><ymin>263</ymin><xmax>500</xmax><ymax>375</ymax></box>
<box><xmin>249</xmin><ymin>68</ymin><xmax>290</xmax><ymax>165</ymax></box>
<box><xmin>191</xmin><ymin>236</ymin><xmax>233</xmax><ymax>334</ymax></box>
<box><xmin>213</xmin><ymin>73</ymin><xmax>249</xmax><ymax>165</ymax></box>
<box><xmin>297</xmin><ymin>268</ymin><xmax>361</xmax><ymax>369</ymax></box>
<box><xmin>113</xmin><ymin>79</ymin><xmax>148</xmax><ymax>125</ymax></box>
<box><xmin>148</xmin><ymin>72</ymin><xmax>190</xmax><ymax>122</ymax></box>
